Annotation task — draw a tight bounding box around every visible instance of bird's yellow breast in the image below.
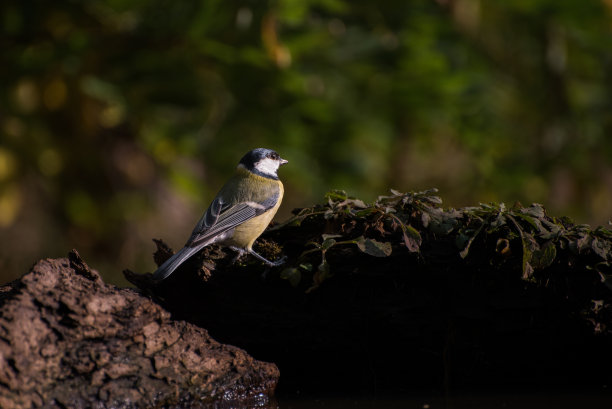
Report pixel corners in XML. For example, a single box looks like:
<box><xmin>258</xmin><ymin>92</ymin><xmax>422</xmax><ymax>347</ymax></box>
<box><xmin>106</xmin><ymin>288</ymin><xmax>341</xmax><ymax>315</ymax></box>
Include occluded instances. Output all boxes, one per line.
<box><xmin>227</xmin><ymin>178</ymin><xmax>284</xmax><ymax>250</ymax></box>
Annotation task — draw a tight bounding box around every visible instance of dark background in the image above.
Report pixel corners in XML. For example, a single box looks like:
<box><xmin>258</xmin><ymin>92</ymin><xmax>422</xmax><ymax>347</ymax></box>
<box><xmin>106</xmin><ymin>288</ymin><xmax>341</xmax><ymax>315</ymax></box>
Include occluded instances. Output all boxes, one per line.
<box><xmin>1</xmin><ymin>0</ymin><xmax>611</xmax><ymax>284</ymax></box>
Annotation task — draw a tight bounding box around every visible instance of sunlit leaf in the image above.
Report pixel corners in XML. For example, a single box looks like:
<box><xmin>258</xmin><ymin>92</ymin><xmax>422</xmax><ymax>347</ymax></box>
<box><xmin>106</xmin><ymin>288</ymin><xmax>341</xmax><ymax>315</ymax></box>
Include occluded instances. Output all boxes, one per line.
<box><xmin>299</xmin><ymin>263</ymin><xmax>313</xmax><ymax>272</ymax></box>
<box><xmin>325</xmin><ymin>190</ymin><xmax>348</xmax><ymax>202</ymax></box>
<box><xmin>421</xmin><ymin>212</ymin><xmax>431</xmax><ymax>228</ymax></box>
<box><xmin>323</xmin><ymin>209</ymin><xmax>335</xmax><ymax>219</ymax></box>
<box><xmin>423</xmin><ymin>195</ymin><xmax>443</xmax><ymax>205</ymax></box>
<box><xmin>521</xmin><ymin>204</ymin><xmax>546</xmax><ymax>219</ymax></box>
<box><xmin>354</xmin><ymin>208</ymin><xmax>378</xmax><ymax>217</ymax></box>
<box><xmin>355</xmin><ymin>236</ymin><xmax>392</xmax><ymax>257</ymax></box>
<box><xmin>321</xmin><ymin>238</ymin><xmax>337</xmax><ymax>251</ymax></box>
<box><xmin>403</xmin><ymin>225</ymin><xmax>421</xmax><ymax>253</ymax></box>
<box><xmin>321</xmin><ymin>234</ymin><xmax>342</xmax><ymax>241</ymax></box>
<box><xmin>347</xmin><ymin>198</ymin><xmax>367</xmax><ymax>208</ymax></box>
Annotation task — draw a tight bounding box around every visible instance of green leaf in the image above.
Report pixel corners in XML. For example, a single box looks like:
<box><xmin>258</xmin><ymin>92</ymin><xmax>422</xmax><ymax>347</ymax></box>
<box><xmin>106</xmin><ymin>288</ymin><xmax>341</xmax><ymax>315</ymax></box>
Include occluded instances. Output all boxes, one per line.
<box><xmin>347</xmin><ymin>198</ymin><xmax>368</xmax><ymax>208</ymax></box>
<box><xmin>307</xmin><ymin>260</ymin><xmax>333</xmax><ymax>293</ymax></box>
<box><xmin>325</xmin><ymin>189</ymin><xmax>348</xmax><ymax>202</ymax></box>
<box><xmin>423</xmin><ymin>195</ymin><xmax>443</xmax><ymax>205</ymax></box>
<box><xmin>354</xmin><ymin>208</ymin><xmax>378</xmax><ymax>217</ymax></box>
<box><xmin>538</xmin><ymin>219</ymin><xmax>562</xmax><ymax>240</ymax></box>
<box><xmin>321</xmin><ymin>234</ymin><xmax>342</xmax><ymax>241</ymax></box>
<box><xmin>280</xmin><ymin>268</ymin><xmax>301</xmax><ymax>287</ymax></box>
<box><xmin>403</xmin><ymin>225</ymin><xmax>422</xmax><ymax>253</ymax></box>
<box><xmin>531</xmin><ymin>241</ymin><xmax>557</xmax><ymax>269</ymax></box>
<box><xmin>421</xmin><ymin>212</ymin><xmax>431</xmax><ymax>228</ymax></box>
<box><xmin>576</xmin><ymin>234</ymin><xmax>592</xmax><ymax>254</ymax></box>
<box><xmin>522</xmin><ymin>204</ymin><xmax>546</xmax><ymax>219</ymax></box>
<box><xmin>594</xmin><ymin>226</ymin><xmax>612</xmax><ymax>239</ymax></box>
<box><xmin>355</xmin><ymin>236</ymin><xmax>392</xmax><ymax>257</ymax></box>
<box><xmin>512</xmin><ymin>212</ymin><xmax>540</xmax><ymax>231</ymax></box>
<box><xmin>591</xmin><ymin>238</ymin><xmax>611</xmax><ymax>260</ymax></box>
<box><xmin>426</xmin><ymin>208</ymin><xmax>459</xmax><ymax>235</ymax></box>
<box><xmin>520</xmin><ymin>233</ymin><xmax>538</xmax><ymax>280</ymax></box>
<box><xmin>489</xmin><ymin>213</ymin><xmax>507</xmax><ymax>230</ymax></box>
<box><xmin>321</xmin><ymin>238</ymin><xmax>337</xmax><ymax>251</ymax></box>
<box><xmin>299</xmin><ymin>263</ymin><xmax>313</xmax><ymax>272</ymax></box>
<box><xmin>457</xmin><ymin>218</ymin><xmax>487</xmax><ymax>259</ymax></box>
<box><xmin>507</xmin><ymin>214</ymin><xmax>538</xmax><ymax>280</ymax></box>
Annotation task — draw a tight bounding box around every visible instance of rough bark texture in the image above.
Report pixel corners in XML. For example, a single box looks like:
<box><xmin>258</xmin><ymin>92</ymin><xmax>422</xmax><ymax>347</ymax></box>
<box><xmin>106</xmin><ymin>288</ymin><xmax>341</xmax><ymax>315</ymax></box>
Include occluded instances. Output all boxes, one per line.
<box><xmin>0</xmin><ymin>251</ymin><xmax>279</xmax><ymax>408</ymax></box>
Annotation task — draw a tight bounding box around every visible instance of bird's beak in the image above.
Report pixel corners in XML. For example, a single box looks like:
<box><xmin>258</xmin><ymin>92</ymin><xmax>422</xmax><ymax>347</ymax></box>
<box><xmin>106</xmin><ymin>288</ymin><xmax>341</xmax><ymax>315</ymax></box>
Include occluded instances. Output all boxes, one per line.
<box><xmin>279</xmin><ymin>158</ymin><xmax>288</xmax><ymax>165</ymax></box>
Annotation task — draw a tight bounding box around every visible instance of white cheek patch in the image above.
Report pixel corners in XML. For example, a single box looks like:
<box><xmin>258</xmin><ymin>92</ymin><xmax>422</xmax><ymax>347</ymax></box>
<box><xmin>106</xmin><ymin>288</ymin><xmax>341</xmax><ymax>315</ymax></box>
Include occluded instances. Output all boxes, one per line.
<box><xmin>254</xmin><ymin>158</ymin><xmax>280</xmax><ymax>177</ymax></box>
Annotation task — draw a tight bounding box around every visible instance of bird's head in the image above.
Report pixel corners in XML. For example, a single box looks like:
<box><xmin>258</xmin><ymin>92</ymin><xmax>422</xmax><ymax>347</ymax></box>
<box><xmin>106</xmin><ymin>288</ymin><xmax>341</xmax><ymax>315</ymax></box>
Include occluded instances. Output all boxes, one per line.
<box><xmin>238</xmin><ymin>148</ymin><xmax>288</xmax><ymax>179</ymax></box>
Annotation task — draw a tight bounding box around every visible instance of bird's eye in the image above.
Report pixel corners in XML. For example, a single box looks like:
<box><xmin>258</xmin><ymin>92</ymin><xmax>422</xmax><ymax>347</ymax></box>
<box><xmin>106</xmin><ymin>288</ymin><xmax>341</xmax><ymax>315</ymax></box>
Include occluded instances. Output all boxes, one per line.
<box><xmin>269</xmin><ymin>152</ymin><xmax>279</xmax><ymax>160</ymax></box>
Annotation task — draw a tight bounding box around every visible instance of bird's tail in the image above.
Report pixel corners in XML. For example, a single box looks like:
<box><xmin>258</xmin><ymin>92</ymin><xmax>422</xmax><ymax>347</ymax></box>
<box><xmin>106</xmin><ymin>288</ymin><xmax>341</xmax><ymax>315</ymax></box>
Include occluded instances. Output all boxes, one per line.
<box><xmin>152</xmin><ymin>245</ymin><xmax>203</xmax><ymax>282</ymax></box>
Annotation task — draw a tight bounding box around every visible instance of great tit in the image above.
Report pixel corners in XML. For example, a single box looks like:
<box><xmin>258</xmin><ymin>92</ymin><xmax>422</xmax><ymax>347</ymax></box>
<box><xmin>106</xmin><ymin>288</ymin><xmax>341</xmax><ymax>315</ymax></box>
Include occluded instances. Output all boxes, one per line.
<box><xmin>153</xmin><ymin>148</ymin><xmax>288</xmax><ymax>281</ymax></box>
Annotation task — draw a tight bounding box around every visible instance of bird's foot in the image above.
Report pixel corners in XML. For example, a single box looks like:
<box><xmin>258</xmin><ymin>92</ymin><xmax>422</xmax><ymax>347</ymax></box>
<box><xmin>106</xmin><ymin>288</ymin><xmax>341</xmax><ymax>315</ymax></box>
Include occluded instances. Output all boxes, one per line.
<box><xmin>229</xmin><ymin>246</ymin><xmax>247</xmax><ymax>264</ymax></box>
<box><xmin>248</xmin><ymin>249</ymin><xmax>287</xmax><ymax>267</ymax></box>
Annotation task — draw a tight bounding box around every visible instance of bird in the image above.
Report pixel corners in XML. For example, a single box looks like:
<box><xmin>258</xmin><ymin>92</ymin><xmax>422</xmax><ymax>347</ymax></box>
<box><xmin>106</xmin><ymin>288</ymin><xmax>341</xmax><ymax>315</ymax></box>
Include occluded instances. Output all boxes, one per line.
<box><xmin>152</xmin><ymin>148</ymin><xmax>288</xmax><ymax>281</ymax></box>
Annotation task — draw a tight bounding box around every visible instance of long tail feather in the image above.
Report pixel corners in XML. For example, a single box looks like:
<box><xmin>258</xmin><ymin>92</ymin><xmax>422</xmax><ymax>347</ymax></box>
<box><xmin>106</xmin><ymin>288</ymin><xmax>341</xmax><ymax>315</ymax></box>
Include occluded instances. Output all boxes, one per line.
<box><xmin>152</xmin><ymin>245</ymin><xmax>202</xmax><ymax>282</ymax></box>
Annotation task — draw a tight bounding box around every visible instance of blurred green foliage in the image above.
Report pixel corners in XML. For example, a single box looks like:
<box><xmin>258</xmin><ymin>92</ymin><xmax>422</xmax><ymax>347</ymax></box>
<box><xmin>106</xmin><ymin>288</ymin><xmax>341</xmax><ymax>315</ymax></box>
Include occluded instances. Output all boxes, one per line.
<box><xmin>1</xmin><ymin>0</ymin><xmax>611</xmax><ymax>284</ymax></box>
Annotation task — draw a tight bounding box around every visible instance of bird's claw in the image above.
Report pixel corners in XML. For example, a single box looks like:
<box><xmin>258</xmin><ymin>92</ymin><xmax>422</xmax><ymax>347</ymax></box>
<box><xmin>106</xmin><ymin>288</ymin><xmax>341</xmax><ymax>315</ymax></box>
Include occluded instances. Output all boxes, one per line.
<box><xmin>265</xmin><ymin>255</ymin><xmax>287</xmax><ymax>267</ymax></box>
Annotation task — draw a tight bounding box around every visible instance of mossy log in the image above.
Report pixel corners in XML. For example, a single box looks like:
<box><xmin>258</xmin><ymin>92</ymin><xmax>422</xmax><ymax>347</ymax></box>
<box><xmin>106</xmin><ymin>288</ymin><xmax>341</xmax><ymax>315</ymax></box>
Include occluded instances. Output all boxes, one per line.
<box><xmin>127</xmin><ymin>189</ymin><xmax>612</xmax><ymax>395</ymax></box>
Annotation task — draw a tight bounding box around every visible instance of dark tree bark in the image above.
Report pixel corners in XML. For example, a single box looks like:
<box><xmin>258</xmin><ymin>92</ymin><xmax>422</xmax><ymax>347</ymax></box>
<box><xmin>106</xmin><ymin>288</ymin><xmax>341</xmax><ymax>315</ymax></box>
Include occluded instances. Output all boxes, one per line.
<box><xmin>0</xmin><ymin>251</ymin><xmax>278</xmax><ymax>408</ymax></box>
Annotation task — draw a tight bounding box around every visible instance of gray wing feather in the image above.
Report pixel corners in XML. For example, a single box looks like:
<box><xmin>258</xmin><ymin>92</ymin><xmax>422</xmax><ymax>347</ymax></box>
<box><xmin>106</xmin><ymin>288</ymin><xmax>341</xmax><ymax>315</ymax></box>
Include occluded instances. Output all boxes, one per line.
<box><xmin>192</xmin><ymin>196</ymin><xmax>225</xmax><ymax>234</ymax></box>
<box><xmin>188</xmin><ymin>198</ymin><xmax>276</xmax><ymax>247</ymax></box>
<box><xmin>152</xmin><ymin>190</ymin><xmax>279</xmax><ymax>281</ymax></box>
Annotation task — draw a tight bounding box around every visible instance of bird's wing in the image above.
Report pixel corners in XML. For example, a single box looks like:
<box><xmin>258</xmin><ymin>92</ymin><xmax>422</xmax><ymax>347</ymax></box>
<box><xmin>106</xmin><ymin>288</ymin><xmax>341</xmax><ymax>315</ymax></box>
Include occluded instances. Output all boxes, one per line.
<box><xmin>186</xmin><ymin>192</ymin><xmax>279</xmax><ymax>248</ymax></box>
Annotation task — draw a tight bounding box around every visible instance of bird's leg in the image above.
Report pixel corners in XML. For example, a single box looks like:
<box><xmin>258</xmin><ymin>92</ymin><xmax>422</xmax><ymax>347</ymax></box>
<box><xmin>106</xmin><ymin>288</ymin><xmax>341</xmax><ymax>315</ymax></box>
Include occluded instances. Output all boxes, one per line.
<box><xmin>229</xmin><ymin>246</ymin><xmax>247</xmax><ymax>264</ymax></box>
<box><xmin>248</xmin><ymin>249</ymin><xmax>287</xmax><ymax>267</ymax></box>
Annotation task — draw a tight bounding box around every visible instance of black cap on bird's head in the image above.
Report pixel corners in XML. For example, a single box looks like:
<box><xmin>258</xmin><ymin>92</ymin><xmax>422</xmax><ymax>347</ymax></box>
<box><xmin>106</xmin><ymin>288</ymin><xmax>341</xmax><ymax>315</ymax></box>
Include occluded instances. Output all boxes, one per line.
<box><xmin>238</xmin><ymin>148</ymin><xmax>288</xmax><ymax>179</ymax></box>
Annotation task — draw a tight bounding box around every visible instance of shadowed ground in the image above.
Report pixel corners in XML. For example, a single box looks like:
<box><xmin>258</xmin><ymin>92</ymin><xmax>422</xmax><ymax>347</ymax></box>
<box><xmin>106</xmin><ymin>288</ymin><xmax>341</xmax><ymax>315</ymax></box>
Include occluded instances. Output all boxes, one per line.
<box><xmin>129</xmin><ymin>190</ymin><xmax>612</xmax><ymax>396</ymax></box>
